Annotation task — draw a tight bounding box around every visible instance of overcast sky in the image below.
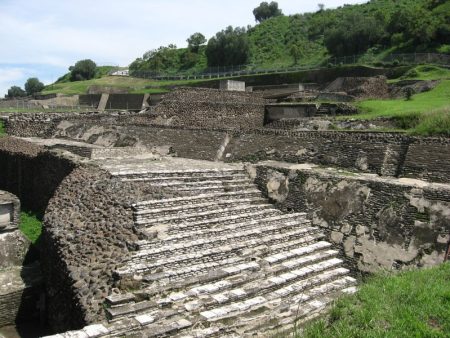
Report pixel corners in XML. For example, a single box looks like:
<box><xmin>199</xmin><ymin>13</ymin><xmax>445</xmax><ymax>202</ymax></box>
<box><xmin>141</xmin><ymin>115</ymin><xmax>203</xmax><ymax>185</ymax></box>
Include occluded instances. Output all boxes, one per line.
<box><xmin>0</xmin><ymin>0</ymin><xmax>366</xmax><ymax>96</ymax></box>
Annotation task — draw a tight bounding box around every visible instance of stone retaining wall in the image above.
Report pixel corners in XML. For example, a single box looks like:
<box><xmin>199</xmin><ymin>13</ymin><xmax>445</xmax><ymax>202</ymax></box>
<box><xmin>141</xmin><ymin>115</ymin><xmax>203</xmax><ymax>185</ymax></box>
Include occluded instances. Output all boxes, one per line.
<box><xmin>5</xmin><ymin>113</ymin><xmax>450</xmax><ymax>183</ymax></box>
<box><xmin>0</xmin><ymin>263</ymin><xmax>42</xmax><ymax>327</ymax></box>
<box><xmin>152</xmin><ymin>87</ymin><xmax>267</xmax><ymax>129</ymax></box>
<box><xmin>251</xmin><ymin>162</ymin><xmax>450</xmax><ymax>273</ymax></box>
<box><xmin>0</xmin><ymin>137</ymin><xmax>76</xmax><ymax>215</ymax></box>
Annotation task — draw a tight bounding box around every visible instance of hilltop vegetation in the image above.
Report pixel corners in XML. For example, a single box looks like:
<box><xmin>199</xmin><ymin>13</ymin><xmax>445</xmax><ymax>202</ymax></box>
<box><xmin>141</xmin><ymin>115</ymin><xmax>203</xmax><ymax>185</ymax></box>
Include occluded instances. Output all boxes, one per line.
<box><xmin>129</xmin><ymin>0</ymin><xmax>449</xmax><ymax>74</ymax></box>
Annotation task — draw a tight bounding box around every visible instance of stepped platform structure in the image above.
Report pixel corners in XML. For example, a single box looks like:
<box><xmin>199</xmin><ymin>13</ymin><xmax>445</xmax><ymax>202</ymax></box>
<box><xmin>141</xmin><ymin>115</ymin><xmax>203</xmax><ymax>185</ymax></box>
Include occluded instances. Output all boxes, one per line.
<box><xmin>41</xmin><ymin>154</ymin><xmax>355</xmax><ymax>337</ymax></box>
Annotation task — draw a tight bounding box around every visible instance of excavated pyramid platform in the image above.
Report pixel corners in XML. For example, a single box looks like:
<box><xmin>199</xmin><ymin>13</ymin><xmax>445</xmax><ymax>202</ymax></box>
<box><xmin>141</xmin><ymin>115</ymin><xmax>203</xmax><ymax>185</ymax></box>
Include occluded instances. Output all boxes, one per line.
<box><xmin>47</xmin><ymin>156</ymin><xmax>356</xmax><ymax>338</ymax></box>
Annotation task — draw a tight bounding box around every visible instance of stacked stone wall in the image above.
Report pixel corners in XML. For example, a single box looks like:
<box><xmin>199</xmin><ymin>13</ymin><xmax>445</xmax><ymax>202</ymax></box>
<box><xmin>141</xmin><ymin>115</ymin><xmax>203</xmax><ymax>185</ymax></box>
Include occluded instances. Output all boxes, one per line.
<box><xmin>252</xmin><ymin>164</ymin><xmax>450</xmax><ymax>273</ymax></box>
<box><xmin>153</xmin><ymin>87</ymin><xmax>267</xmax><ymax>129</ymax></box>
<box><xmin>0</xmin><ymin>137</ymin><xmax>76</xmax><ymax>215</ymax></box>
<box><xmin>4</xmin><ymin>113</ymin><xmax>450</xmax><ymax>183</ymax></box>
<box><xmin>42</xmin><ymin>165</ymin><xmax>187</xmax><ymax>332</ymax></box>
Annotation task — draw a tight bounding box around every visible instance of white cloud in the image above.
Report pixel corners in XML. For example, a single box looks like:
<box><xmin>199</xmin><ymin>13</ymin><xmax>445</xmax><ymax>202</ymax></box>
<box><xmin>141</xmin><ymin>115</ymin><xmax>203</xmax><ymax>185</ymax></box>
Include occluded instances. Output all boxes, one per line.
<box><xmin>0</xmin><ymin>67</ymin><xmax>26</xmax><ymax>98</ymax></box>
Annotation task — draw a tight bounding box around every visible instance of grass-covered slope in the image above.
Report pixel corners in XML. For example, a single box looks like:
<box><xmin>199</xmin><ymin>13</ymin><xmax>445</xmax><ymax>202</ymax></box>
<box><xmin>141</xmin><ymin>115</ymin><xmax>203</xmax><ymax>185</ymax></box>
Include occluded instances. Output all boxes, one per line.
<box><xmin>351</xmin><ymin>66</ymin><xmax>450</xmax><ymax>136</ymax></box>
<box><xmin>42</xmin><ymin>76</ymin><xmax>210</xmax><ymax>95</ymax></box>
<box><xmin>299</xmin><ymin>263</ymin><xmax>450</xmax><ymax>338</ymax></box>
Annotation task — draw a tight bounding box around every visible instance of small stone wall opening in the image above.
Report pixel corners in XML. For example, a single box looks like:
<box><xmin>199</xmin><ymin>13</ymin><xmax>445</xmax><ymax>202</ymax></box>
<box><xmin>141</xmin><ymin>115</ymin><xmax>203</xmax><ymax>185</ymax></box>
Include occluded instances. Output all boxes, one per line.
<box><xmin>0</xmin><ymin>203</ymin><xmax>13</xmax><ymax>228</ymax></box>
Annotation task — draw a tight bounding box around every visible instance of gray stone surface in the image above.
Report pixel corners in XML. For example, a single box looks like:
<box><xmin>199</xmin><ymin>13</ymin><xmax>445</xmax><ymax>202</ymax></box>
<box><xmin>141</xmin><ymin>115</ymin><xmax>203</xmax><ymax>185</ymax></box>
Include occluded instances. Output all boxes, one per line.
<box><xmin>253</xmin><ymin>161</ymin><xmax>450</xmax><ymax>273</ymax></box>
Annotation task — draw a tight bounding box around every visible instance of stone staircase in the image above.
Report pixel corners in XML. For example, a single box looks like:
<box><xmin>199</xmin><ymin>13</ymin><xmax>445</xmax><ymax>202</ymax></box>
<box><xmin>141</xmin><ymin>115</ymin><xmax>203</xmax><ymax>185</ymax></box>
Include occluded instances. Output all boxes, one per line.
<box><xmin>48</xmin><ymin>161</ymin><xmax>356</xmax><ymax>337</ymax></box>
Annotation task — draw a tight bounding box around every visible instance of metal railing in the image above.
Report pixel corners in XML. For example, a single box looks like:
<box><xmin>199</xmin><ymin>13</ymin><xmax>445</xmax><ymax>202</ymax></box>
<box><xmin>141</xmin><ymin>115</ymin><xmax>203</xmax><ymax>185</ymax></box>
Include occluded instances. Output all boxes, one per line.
<box><xmin>130</xmin><ymin>53</ymin><xmax>450</xmax><ymax>81</ymax></box>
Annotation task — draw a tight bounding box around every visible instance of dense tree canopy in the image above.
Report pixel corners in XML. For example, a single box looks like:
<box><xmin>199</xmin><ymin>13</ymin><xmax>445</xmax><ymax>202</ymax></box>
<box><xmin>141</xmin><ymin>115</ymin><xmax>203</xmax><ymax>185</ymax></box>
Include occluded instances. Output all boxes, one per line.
<box><xmin>324</xmin><ymin>13</ymin><xmax>385</xmax><ymax>56</ymax></box>
<box><xmin>187</xmin><ymin>33</ymin><xmax>207</xmax><ymax>53</ymax></box>
<box><xmin>130</xmin><ymin>45</ymin><xmax>179</xmax><ymax>73</ymax></box>
<box><xmin>253</xmin><ymin>1</ymin><xmax>283</xmax><ymax>23</ymax></box>
<box><xmin>6</xmin><ymin>86</ymin><xmax>26</xmax><ymax>98</ymax></box>
<box><xmin>24</xmin><ymin>78</ymin><xmax>44</xmax><ymax>95</ymax></box>
<box><xmin>69</xmin><ymin>59</ymin><xmax>97</xmax><ymax>81</ymax></box>
<box><xmin>205</xmin><ymin>26</ymin><xmax>250</xmax><ymax>66</ymax></box>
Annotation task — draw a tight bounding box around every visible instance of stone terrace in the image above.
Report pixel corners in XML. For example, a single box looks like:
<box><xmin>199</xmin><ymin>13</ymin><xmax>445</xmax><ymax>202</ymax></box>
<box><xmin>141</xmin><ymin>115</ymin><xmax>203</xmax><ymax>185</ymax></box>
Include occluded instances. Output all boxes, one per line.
<box><xmin>46</xmin><ymin>156</ymin><xmax>355</xmax><ymax>337</ymax></box>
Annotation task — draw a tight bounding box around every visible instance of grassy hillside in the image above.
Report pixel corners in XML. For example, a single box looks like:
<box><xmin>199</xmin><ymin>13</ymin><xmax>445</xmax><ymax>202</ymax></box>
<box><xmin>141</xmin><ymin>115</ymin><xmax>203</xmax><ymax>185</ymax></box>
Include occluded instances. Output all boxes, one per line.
<box><xmin>43</xmin><ymin>76</ymin><xmax>212</xmax><ymax>95</ymax></box>
<box><xmin>299</xmin><ymin>263</ymin><xmax>450</xmax><ymax>338</ymax></box>
<box><xmin>128</xmin><ymin>0</ymin><xmax>448</xmax><ymax>74</ymax></box>
<box><xmin>350</xmin><ymin>65</ymin><xmax>450</xmax><ymax>136</ymax></box>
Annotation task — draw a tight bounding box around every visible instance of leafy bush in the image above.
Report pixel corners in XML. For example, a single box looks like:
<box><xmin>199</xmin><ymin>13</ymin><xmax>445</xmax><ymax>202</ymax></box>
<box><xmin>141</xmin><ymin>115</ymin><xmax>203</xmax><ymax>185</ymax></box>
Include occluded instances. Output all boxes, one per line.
<box><xmin>404</xmin><ymin>87</ymin><xmax>415</xmax><ymax>100</ymax></box>
<box><xmin>19</xmin><ymin>211</ymin><xmax>42</xmax><ymax>244</ymax></box>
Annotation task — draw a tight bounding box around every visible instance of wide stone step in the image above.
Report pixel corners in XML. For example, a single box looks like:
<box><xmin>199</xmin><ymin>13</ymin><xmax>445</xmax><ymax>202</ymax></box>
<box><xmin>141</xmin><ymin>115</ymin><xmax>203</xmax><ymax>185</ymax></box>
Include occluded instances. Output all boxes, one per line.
<box><xmin>239</xmin><ymin>276</ymin><xmax>357</xmax><ymax>336</ymax></box>
<box><xmin>264</xmin><ymin>240</ymin><xmax>332</xmax><ymax>266</ymax></box>
<box><xmin>136</xmin><ymin>213</ymin><xmax>309</xmax><ymax>250</ymax></box>
<box><xmin>198</xmin><ymin>266</ymin><xmax>351</xmax><ymax>322</ymax></box>
<box><xmin>117</xmin><ymin>258</ymin><xmax>345</xmax><ymax>324</ymax></box>
<box><xmin>136</xmin><ymin>209</ymin><xmax>281</xmax><ymax>235</ymax></box>
<box><xmin>134</xmin><ymin>203</ymin><xmax>276</xmax><ymax>225</ymax></box>
<box><xmin>131</xmin><ymin>222</ymin><xmax>317</xmax><ymax>261</ymax></box>
<box><xmin>176</xmin><ymin>252</ymin><xmax>341</xmax><ymax>312</ymax></box>
<box><xmin>171</xmin><ymin>182</ymin><xmax>257</xmax><ymax>194</ymax></box>
<box><xmin>132</xmin><ymin>191</ymin><xmax>264</xmax><ymax>210</ymax></box>
<box><xmin>106</xmin><ymin>300</ymin><xmax>155</xmax><ymax>320</ymax></box>
<box><xmin>134</xmin><ymin>197</ymin><xmax>266</xmax><ymax>218</ymax></box>
<box><xmin>109</xmin><ymin>168</ymin><xmax>246</xmax><ymax>178</ymax></box>
<box><xmin>117</xmin><ymin>231</ymin><xmax>324</xmax><ymax>278</ymax></box>
<box><xmin>138</xmin><ymin>241</ymin><xmax>333</xmax><ymax>299</ymax></box>
<box><xmin>120</xmin><ymin>173</ymin><xmax>250</xmax><ymax>183</ymax></box>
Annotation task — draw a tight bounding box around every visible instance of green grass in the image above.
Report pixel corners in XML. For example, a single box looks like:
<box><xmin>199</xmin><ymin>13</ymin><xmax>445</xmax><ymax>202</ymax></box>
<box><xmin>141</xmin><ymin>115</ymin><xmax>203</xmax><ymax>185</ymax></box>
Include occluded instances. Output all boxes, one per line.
<box><xmin>346</xmin><ymin>65</ymin><xmax>450</xmax><ymax>136</ymax></box>
<box><xmin>42</xmin><ymin>75</ymin><xmax>211</xmax><ymax>95</ymax></box>
<box><xmin>19</xmin><ymin>211</ymin><xmax>42</xmax><ymax>244</ymax></box>
<box><xmin>397</xmin><ymin>65</ymin><xmax>450</xmax><ymax>81</ymax></box>
<box><xmin>352</xmin><ymin>78</ymin><xmax>450</xmax><ymax>132</ymax></box>
<box><xmin>0</xmin><ymin>120</ymin><xmax>5</xmax><ymax>136</ymax></box>
<box><xmin>299</xmin><ymin>263</ymin><xmax>450</xmax><ymax>338</ymax></box>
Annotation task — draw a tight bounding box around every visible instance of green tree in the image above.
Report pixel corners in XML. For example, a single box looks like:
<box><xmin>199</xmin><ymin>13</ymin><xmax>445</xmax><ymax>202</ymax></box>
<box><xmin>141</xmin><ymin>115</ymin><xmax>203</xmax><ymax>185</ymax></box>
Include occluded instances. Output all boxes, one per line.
<box><xmin>205</xmin><ymin>26</ymin><xmax>250</xmax><ymax>66</ymax></box>
<box><xmin>187</xmin><ymin>32</ymin><xmax>206</xmax><ymax>53</ymax></box>
<box><xmin>24</xmin><ymin>78</ymin><xmax>44</xmax><ymax>96</ymax></box>
<box><xmin>69</xmin><ymin>59</ymin><xmax>97</xmax><ymax>81</ymax></box>
<box><xmin>6</xmin><ymin>86</ymin><xmax>26</xmax><ymax>98</ymax></box>
<box><xmin>253</xmin><ymin>1</ymin><xmax>283</xmax><ymax>23</ymax></box>
<box><xmin>324</xmin><ymin>13</ymin><xmax>384</xmax><ymax>56</ymax></box>
<box><xmin>289</xmin><ymin>44</ymin><xmax>302</xmax><ymax>64</ymax></box>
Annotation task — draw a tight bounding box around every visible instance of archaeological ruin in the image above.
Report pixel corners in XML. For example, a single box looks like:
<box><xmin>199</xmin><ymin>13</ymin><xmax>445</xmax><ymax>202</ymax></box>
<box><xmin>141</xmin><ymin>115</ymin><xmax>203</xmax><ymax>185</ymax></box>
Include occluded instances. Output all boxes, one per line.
<box><xmin>0</xmin><ymin>79</ymin><xmax>449</xmax><ymax>337</ymax></box>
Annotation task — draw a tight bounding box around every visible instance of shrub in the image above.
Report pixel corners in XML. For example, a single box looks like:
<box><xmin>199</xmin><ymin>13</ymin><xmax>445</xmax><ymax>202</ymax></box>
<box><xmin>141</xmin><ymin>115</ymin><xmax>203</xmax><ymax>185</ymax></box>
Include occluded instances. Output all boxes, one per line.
<box><xmin>19</xmin><ymin>211</ymin><xmax>42</xmax><ymax>244</ymax></box>
<box><xmin>404</xmin><ymin>87</ymin><xmax>415</xmax><ymax>100</ymax></box>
